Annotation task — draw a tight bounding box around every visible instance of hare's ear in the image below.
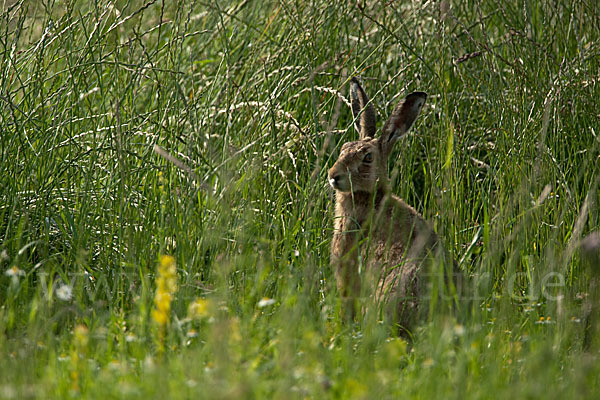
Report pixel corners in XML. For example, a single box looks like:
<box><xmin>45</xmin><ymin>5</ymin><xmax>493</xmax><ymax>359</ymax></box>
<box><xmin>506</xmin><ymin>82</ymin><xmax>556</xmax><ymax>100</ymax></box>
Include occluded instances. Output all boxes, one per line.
<box><xmin>350</xmin><ymin>77</ymin><xmax>376</xmax><ymax>139</ymax></box>
<box><xmin>380</xmin><ymin>92</ymin><xmax>427</xmax><ymax>157</ymax></box>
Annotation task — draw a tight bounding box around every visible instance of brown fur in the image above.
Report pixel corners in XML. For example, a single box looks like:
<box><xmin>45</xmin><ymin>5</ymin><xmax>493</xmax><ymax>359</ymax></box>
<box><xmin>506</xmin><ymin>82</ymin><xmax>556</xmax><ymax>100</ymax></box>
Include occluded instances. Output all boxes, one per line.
<box><xmin>329</xmin><ymin>78</ymin><xmax>449</xmax><ymax>333</ymax></box>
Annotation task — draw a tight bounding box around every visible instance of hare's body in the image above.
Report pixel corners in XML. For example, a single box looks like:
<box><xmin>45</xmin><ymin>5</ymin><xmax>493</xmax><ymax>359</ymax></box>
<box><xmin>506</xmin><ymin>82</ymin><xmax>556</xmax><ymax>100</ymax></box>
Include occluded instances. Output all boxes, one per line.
<box><xmin>329</xmin><ymin>78</ymin><xmax>452</xmax><ymax>332</ymax></box>
<box><xmin>331</xmin><ymin>185</ymin><xmax>441</xmax><ymax>330</ymax></box>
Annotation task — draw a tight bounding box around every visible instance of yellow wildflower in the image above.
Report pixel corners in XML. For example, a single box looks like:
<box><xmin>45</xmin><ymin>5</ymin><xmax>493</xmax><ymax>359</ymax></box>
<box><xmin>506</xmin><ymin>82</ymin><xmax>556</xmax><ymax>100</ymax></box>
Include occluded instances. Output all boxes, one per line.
<box><xmin>152</xmin><ymin>255</ymin><xmax>178</xmax><ymax>358</ymax></box>
<box><xmin>151</xmin><ymin>309</ymin><xmax>168</xmax><ymax>326</ymax></box>
<box><xmin>188</xmin><ymin>298</ymin><xmax>211</xmax><ymax>320</ymax></box>
<box><xmin>152</xmin><ymin>255</ymin><xmax>178</xmax><ymax>326</ymax></box>
<box><xmin>74</xmin><ymin>325</ymin><xmax>89</xmax><ymax>348</ymax></box>
<box><xmin>70</xmin><ymin>324</ymin><xmax>89</xmax><ymax>392</ymax></box>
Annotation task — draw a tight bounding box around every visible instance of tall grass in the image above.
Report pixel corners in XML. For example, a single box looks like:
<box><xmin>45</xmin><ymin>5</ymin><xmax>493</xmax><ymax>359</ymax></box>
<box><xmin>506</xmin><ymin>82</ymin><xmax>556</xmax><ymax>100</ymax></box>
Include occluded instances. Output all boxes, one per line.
<box><xmin>1</xmin><ymin>0</ymin><xmax>599</xmax><ymax>398</ymax></box>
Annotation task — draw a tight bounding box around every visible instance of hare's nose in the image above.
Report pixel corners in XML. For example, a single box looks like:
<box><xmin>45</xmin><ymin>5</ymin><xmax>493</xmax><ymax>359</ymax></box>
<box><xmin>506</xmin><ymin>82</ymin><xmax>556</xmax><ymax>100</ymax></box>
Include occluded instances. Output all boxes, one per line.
<box><xmin>328</xmin><ymin>173</ymin><xmax>342</xmax><ymax>189</ymax></box>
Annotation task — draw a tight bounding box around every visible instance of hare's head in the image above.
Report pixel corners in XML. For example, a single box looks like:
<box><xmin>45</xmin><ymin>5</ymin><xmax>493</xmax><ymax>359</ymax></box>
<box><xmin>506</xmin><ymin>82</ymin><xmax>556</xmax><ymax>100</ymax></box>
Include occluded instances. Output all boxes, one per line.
<box><xmin>328</xmin><ymin>78</ymin><xmax>426</xmax><ymax>194</ymax></box>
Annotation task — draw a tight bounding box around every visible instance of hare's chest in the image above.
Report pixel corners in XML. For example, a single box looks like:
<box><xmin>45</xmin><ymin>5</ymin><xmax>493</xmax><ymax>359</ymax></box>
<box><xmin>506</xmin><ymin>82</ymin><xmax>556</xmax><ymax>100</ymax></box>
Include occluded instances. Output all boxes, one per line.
<box><xmin>362</xmin><ymin>235</ymin><xmax>409</xmax><ymax>271</ymax></box>
<box><xmin>330</xmin><ymin>215</ymin><xmax>361</xmax><ymax>260</ymax></box>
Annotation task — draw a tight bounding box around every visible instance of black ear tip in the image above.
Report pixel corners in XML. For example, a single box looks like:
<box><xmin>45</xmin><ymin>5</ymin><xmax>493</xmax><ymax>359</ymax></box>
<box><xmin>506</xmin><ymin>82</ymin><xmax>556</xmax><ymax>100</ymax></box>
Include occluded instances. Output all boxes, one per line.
<box><xmin>406</xmin><ymin>91</ymin><xmax>427</xmax><ymax>108</ymax></box>
<box><xmin>407</xmin><ymin>91</ymin><xmax>427</xmax><ymax>100</ymax></box>
<box><xmin>350</xmin><ymin>76</ymin><xmax>361</xmax><ymax>85</ymax></box>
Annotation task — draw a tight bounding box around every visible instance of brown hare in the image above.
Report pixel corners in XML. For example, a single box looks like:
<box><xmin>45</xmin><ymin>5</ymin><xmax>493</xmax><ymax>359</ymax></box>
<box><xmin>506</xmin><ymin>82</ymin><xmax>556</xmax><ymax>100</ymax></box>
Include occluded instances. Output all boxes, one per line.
<box><xmin>329</xmin><ymin>77</ymin><xmax>455</xmax><ymax>334</ymax></box>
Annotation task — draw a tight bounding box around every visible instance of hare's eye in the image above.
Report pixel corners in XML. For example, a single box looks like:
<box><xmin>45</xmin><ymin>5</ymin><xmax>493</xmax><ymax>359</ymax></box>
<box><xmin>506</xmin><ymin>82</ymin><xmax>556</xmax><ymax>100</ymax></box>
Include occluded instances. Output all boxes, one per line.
<box><xmin>363</xmin><ymin>153</ymin><xmax>373</xmax><ymax>163</ymax></box>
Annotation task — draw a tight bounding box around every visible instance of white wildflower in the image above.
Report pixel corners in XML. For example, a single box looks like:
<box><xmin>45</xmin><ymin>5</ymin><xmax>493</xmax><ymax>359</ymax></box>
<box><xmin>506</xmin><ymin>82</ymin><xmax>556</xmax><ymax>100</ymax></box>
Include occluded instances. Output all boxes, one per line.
<box><xmin>257</xmin><ymin>297</ymin><xmax>276</xmax><ymax>308</ymax></box>
<box><xmin>56</xmin><ymin>284</ymin><xmax>73</xmax><ymax>301</ymax></box>
<box><xmin>125</xmin><ymin>333</ymin><xmax>138</xmax><ymax>343</ymax></box>
<box><xmin>4</xmin><ymin>266</ymin><xmax>25</xmax><ymax>284</ymax></box>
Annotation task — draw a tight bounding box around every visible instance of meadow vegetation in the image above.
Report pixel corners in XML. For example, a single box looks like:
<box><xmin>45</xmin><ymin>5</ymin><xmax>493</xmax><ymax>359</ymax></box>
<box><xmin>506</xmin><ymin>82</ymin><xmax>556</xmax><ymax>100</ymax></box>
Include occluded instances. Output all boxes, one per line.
<box><xmin>1</xmin><ymin>0</ymin><xmax>599</xmax><ymax>398</ymax></box>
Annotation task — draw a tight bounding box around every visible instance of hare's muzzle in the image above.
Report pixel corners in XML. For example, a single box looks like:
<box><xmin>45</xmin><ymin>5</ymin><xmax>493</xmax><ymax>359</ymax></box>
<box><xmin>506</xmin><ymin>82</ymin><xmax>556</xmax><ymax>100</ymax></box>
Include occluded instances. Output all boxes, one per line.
<box><xmin>328</xmin><ymin>168</ymin><xmax>348</xmax><ymax>191</ymax></box>
<box><xmin>329</xmin><ymin>174</ymin><xmax>340</xmax><ymax>189</ymax></box>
